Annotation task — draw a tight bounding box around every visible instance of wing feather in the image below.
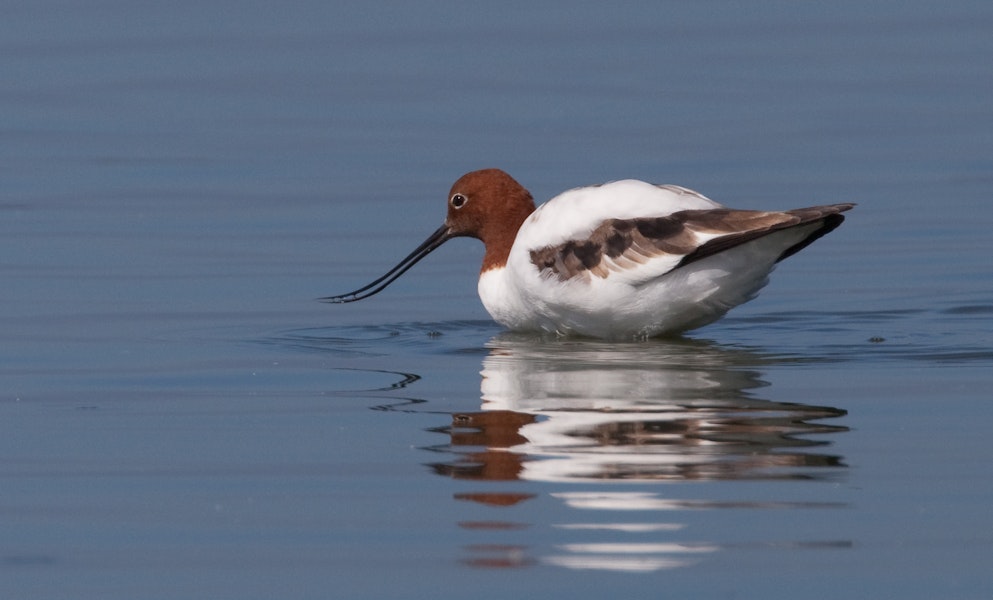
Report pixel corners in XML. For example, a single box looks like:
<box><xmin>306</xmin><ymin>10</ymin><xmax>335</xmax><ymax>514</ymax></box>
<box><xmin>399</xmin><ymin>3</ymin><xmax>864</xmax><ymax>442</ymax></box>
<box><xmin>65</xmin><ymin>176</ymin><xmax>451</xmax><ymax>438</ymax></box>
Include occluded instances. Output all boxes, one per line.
<box><xmin>529</xmin><ymin>203</ymin><xmax>854</xmax><ymax>283</ymax></box>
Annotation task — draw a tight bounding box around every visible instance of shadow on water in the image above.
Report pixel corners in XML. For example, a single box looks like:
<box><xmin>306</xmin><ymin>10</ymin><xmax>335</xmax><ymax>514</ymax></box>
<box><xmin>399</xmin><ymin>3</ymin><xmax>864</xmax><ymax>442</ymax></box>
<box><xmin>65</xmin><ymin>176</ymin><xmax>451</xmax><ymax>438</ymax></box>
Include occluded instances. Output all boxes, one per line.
<box><xmin>275</xmin><ymin>321</ymin><xmax>854</xmax><ymax>572</ymax></box>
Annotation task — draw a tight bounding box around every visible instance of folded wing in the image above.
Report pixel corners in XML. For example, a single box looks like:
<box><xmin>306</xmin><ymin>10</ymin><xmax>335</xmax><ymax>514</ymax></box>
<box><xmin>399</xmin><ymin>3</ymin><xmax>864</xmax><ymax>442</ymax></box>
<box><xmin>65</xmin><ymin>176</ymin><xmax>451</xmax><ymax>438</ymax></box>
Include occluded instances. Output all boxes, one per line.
<box><xmin>529</xmin><ymin>203</ymin><xmax>854</xmax><ymax>284</ymax></box>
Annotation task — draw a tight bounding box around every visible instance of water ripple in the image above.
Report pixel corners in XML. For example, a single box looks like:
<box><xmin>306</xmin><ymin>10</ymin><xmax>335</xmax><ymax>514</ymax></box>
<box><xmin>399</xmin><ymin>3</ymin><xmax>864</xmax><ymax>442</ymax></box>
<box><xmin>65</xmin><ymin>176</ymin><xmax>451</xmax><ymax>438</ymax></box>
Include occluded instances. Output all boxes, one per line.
<box><xmin>268</xmin><ymin>320</ymin><xmax>498</xmax><ymax>357</ymax></box>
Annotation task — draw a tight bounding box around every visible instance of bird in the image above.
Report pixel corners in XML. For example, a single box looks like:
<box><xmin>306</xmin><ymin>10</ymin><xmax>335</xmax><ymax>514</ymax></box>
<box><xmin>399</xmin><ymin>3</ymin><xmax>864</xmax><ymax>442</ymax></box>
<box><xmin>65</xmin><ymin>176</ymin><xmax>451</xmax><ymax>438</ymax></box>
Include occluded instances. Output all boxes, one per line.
<box><xmin>322</xmin><ymin>169</ymin><xmax>853</xmax><ymax>339</ymax></box>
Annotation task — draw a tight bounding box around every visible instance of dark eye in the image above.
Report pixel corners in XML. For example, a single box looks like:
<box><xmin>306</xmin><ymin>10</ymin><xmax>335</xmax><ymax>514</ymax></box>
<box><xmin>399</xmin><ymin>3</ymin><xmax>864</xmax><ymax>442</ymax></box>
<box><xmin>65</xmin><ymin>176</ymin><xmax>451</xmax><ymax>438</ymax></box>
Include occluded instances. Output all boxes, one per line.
<box><xmin>451</xmin><ymin>193</ymin><xmax>467</xmax><ymax>209</ymax></box>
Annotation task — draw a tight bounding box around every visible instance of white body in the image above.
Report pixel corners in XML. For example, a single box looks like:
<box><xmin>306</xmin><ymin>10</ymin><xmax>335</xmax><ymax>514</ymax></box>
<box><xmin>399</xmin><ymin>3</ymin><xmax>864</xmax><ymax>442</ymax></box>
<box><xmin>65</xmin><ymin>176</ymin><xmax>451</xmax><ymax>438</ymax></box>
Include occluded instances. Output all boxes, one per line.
<box><xmin>477</xmin><ymin>180</ymin><xmax>820</xmax><ymax>339</ymax></box>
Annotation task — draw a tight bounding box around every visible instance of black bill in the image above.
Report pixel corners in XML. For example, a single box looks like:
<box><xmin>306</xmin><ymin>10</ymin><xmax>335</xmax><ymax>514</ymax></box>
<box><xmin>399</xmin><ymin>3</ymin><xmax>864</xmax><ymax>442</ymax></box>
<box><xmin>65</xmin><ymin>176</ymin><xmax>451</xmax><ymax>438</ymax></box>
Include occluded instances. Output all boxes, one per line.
<box><xmin>320</xmin><ymin>224</ymin><xmax>454</xmax><ymax>303</ymax></box>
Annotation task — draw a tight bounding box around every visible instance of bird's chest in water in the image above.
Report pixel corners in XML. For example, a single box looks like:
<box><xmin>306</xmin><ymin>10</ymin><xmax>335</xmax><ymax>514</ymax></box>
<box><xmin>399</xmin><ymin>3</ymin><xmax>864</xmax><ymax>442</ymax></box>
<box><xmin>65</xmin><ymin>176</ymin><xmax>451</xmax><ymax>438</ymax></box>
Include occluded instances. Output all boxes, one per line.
<box><xmin>477</xmin><ymin>267</ymin><xmax>540</xmax><ymax>329</ymax></box>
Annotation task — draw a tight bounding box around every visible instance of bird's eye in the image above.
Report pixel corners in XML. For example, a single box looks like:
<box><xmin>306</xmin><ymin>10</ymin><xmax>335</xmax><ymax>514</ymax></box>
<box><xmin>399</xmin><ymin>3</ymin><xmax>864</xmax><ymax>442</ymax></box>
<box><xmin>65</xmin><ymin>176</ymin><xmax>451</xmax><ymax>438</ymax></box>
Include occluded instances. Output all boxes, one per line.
<box><xmin>451</xmin><ymin>193</ymin><xmax>467</xmax><ymax>209</ymax></box>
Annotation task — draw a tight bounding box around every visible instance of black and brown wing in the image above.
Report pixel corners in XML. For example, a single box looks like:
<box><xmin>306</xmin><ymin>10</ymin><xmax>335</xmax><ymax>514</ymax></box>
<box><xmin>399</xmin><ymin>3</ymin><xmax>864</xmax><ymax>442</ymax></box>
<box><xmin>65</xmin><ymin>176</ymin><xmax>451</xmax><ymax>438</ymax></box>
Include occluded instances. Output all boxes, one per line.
<box><xmin>528</xmin><ymin>203</ymin><xmax>854</xmax><ymax>283</ymax></box>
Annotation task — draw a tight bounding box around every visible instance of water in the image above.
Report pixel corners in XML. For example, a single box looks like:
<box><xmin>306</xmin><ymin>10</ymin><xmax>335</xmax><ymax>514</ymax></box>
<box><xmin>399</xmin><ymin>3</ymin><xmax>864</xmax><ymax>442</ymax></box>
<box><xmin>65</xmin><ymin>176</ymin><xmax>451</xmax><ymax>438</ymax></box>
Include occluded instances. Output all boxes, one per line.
<box><xmin>3</xmin><ymin>1</ymin><xmax>992</xmax><ymax>598</ymax></box>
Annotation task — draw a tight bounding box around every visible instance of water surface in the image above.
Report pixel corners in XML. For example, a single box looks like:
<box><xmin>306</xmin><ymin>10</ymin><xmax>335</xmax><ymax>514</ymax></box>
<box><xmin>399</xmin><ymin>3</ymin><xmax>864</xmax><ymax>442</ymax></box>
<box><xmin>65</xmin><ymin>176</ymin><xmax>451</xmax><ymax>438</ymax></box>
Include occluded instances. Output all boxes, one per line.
<box><xmin>2</xmin><ymin>1</ymin><xmax>992</xmax><ymax>599</ymax></box>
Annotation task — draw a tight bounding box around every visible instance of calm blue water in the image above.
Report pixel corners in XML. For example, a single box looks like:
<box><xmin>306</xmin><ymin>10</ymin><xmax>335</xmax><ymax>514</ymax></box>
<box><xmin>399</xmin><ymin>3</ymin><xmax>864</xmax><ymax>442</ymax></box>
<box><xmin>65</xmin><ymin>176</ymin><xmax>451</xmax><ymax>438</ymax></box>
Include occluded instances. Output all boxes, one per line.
<box><xmin>2</xmin><ymin>1</ymin><xmax>992</xmax><ymax>598</ymax></box>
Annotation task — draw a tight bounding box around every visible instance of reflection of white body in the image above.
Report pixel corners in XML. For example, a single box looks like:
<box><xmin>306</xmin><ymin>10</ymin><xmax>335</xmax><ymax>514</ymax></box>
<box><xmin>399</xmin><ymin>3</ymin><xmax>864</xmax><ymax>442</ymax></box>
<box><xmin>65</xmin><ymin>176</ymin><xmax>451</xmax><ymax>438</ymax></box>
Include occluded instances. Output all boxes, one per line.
<box><xmin>464</xmin><ymin>338</ymin><xmax>848</xmax><ymax>572</ymax></box>
<box><xmin>479</xmin><ymin>337</ymin><xmax>843</xmax><ymax>484</ymax></box>
<box><xmin>480</xmin><ymin>341</ymin><xmax>746</xmax><ymax>482</ymax></box>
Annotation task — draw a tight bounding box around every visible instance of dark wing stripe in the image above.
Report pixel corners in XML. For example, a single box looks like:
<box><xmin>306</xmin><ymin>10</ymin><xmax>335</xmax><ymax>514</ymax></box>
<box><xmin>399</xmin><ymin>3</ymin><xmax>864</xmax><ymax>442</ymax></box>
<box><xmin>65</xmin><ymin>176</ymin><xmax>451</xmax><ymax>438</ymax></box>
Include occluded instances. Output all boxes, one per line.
<box><xmin>773</xmin><ymin>212</ymin><xmax>847</xmax><ymax>262</ymax></box>
<box><xmin>530</xmin><ymin>203</ymin><xmax>854</xmax><ymax>281</ymax></box>
<box><xmin>677</xmin><ymin>204</ymin><xmax>853</xmax><ymax>268</ymax></box>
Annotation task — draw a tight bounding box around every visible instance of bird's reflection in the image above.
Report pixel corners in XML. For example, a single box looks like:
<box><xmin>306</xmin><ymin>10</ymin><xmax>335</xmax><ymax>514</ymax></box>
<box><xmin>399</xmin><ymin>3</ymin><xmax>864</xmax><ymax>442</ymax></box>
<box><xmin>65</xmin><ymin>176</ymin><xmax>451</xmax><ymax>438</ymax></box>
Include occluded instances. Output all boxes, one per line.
<box><xmin>428</xmin><ymin>333</ymin><xmax>850</xmax><ymax>571</ymax></box>
<box><xmin>431</xmin><ymin>334</ymin><xmax>846</xmax><ymax>484</ymax></box>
